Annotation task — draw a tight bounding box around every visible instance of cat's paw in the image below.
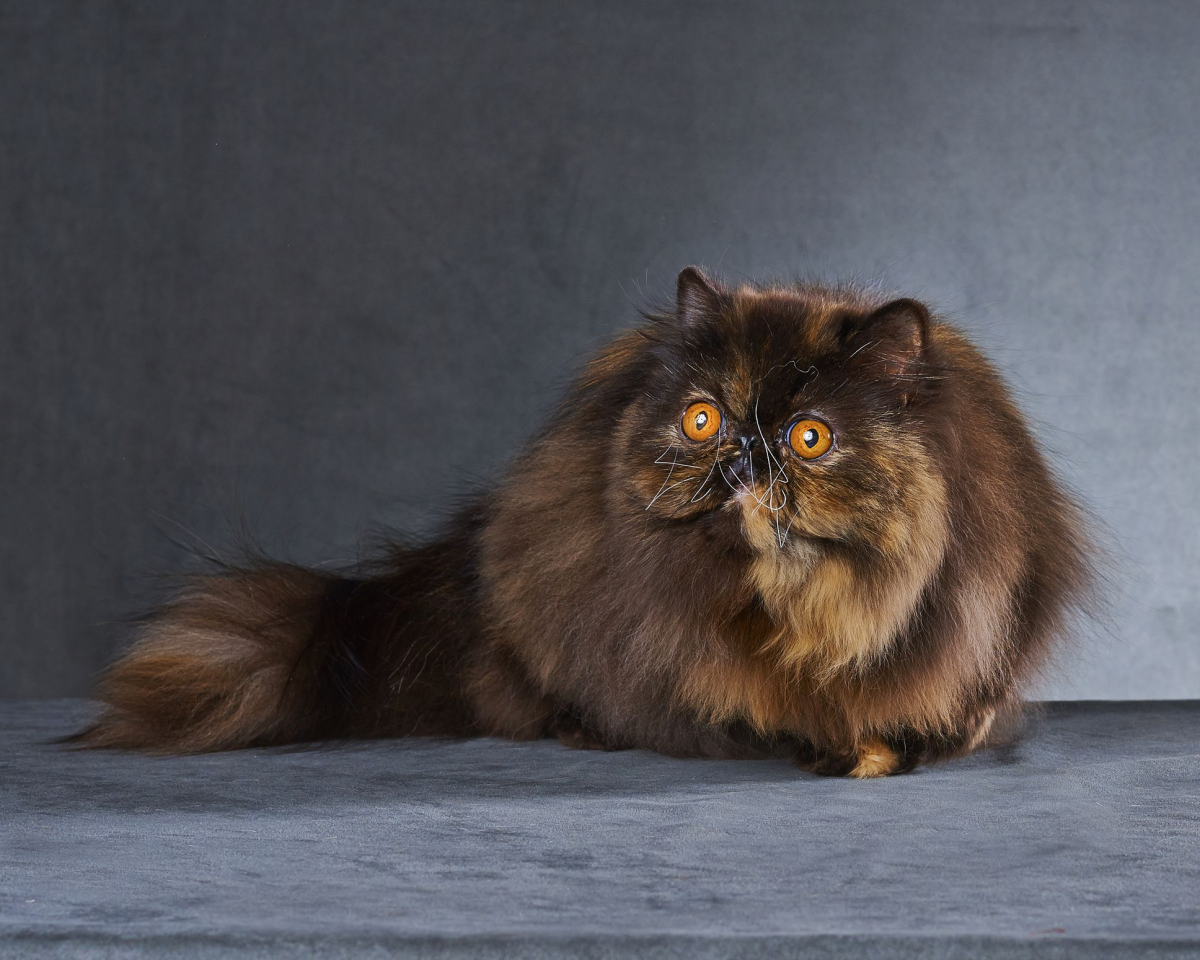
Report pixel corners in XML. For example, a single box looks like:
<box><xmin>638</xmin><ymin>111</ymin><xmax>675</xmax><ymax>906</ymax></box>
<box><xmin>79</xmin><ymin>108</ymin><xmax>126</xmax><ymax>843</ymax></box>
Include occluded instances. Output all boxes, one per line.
<box><xmin>795</xmin><ymin>739</ymin><xmax>906</xmax><ymax>778</ymax></box>
<box><xmin>847</xmin><ymin>740</ymin><xmax>901</xmax><ymax>778</ymax></box>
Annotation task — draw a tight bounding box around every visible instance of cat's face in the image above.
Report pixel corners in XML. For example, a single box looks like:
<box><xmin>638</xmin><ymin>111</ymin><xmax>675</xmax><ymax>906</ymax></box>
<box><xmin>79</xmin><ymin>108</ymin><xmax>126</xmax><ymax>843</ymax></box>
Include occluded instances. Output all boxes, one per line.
<box><xmin>624</xmin><ymin>269</ymin><xmax>946</xmax><ymax>563</ymax></box>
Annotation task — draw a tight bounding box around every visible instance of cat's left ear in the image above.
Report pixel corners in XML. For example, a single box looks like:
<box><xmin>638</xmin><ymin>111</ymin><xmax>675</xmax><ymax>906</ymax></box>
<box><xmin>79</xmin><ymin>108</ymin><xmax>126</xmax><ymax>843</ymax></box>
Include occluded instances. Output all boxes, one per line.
<box><xmin>844</xmin><ymin>298</ymin><xmax>931</xmax><ymax>402</ymax></box>
<box><xmin>675</xmin><ymin>266</ymin><xmax>728</xmax><ymax>326</ymax></box>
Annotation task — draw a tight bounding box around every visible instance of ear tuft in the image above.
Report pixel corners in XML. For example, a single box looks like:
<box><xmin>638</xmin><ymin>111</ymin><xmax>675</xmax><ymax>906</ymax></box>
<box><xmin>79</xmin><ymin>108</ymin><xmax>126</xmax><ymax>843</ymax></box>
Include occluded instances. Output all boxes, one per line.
<box><xmin>676</xmin><ymin>266</ymin><xmax>727</xmax><ymax>325</ymax></box>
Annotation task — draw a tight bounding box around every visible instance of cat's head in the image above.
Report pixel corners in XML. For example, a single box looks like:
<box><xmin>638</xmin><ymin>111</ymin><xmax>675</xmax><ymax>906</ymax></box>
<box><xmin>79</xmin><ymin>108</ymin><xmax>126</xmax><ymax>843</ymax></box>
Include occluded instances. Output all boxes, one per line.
<box><xmin>615</xmin><ymin>267</ymin><xmax>950</xmax><ymax>575</ymax></box>
<box><xmin>519</xmin><ymin>266</ymin><xmax>1084</xmax><ymax>676</ymax></box>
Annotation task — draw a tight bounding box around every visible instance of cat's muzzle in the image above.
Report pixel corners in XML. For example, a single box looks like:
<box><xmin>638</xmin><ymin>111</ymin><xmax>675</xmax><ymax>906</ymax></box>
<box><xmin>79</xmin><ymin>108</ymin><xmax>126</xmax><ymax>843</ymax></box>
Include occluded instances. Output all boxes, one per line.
<box><xmin>728</xmin><ymin>433</ymin><xmax>766</xmax><ymax>486</ymax></box>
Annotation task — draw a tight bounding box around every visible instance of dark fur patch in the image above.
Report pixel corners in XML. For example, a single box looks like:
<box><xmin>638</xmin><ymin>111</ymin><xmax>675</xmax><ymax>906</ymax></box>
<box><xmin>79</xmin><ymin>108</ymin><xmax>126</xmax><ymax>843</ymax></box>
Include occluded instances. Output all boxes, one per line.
<box><xmin>80</xmin><ymin>269</ymin><xmax>1092</xmax><ymax>775</ymax></box>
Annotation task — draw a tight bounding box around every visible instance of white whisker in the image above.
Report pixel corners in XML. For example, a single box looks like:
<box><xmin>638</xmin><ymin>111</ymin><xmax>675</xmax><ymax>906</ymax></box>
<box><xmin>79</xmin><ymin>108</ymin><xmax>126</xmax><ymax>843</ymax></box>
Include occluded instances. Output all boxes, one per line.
<box><xmin>646</xmin><ymin>446</ymin><xmax>679</xmax><ymax>510</ymax></box>
<box><xmin>690</xmin><ymin>427</ymin><xmax>724</xmax><ymax>502</ymax></box>
<box><xmin>646</xmin><ymin>476</ymin><xmax>699</xmax><ymax>510</ymax></box>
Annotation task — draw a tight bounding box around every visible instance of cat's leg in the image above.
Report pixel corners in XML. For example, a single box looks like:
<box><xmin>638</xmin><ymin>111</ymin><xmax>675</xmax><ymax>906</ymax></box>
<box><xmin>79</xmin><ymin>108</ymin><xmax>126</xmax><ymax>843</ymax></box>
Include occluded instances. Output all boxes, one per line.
<box><xmin>794</xmin><ymin>706</ymin><xmax>1002</xmax><ymax>778</ymax></box>
<box><xmin>892</xmin><ymin>704</ymin><xmax>1004</xmax><ymax>767</ymax></box>
<box><xmin>465</xmin><ymin>645</ymin><xmax>558</xmax><ymax>741</ymax></box>
<box><xmin>794</xmin><ymin>740</ymin><xmax>899</xmax><ymax>778</ymax></box>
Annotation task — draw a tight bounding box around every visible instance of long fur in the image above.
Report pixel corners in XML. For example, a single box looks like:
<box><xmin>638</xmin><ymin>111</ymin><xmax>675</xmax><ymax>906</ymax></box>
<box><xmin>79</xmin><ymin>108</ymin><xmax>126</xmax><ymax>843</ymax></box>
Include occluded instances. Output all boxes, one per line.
<box><xmin>76</xmin><ymin>269</ymin><xmax>1093</xmax><ymax>776</ymax></box>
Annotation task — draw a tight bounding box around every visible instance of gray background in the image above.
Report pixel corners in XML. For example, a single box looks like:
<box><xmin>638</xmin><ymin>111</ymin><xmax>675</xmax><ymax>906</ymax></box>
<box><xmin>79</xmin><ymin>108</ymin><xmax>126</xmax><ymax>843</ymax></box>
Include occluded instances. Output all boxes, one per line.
<box><xmin>2</xmin><ymin>1</ymin><xmax>1196</xmax><ymax>700</ymax></box>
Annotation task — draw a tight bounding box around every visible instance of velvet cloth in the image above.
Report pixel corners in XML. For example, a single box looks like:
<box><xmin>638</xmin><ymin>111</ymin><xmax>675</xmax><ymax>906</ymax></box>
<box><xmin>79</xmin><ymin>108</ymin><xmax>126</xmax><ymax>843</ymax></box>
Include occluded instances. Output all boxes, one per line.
<box><xmin>2</xmin><ymin>700</ymin><xmax>1197</xmax><ymax>958</ymax></box>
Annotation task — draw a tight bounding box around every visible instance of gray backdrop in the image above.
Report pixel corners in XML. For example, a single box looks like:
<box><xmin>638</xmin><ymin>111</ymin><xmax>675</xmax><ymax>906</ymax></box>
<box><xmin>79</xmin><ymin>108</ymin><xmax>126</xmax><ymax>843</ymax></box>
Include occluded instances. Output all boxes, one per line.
<box><xmin>2</xmin><ymin>0</ymin><xmax>1197</xmax><ymax>700</ymax></box>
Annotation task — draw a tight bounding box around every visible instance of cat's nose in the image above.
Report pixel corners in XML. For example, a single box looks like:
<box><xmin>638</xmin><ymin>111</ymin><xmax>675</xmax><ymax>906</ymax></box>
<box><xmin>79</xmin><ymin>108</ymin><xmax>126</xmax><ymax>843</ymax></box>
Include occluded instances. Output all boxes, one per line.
<box><xmin>729</xmin><ymin>434</ymin><xmax>759</xmax><ymax>485</ymax></box>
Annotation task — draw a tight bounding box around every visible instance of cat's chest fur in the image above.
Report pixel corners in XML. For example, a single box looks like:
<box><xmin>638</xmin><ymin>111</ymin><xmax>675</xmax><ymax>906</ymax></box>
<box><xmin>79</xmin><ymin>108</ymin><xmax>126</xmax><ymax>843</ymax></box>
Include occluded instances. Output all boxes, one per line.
<box><xmin>671</xmin><ymin>548</ymin><xmax>936</xmax><ymax>741</ymax></box>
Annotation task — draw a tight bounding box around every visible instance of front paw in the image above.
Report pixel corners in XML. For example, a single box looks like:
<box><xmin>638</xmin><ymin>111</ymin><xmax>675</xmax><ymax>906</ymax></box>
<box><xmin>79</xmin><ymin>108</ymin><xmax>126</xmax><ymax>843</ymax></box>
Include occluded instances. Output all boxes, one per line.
<box><xmin>795</xmin><ymin>739</ymin><xmax>906</xmax><ymax>778</ymax></box>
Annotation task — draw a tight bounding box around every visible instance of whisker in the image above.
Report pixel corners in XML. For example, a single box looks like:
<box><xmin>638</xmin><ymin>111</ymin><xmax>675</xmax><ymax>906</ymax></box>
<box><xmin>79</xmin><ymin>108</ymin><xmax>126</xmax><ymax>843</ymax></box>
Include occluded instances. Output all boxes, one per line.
<box><xmin>728</xmin><ymin>467</ymin><xmax>785</xmax><ymax>516</ymax></box>
<box><xmin>646</xmin><ymin>476</ymin><xmax>699</xmax><ymax>510</ymax></box>
<box><xmin>654</xmin><ymin>448</ymin><xmax>708</xmax><ymax>473</ymax></box>
<box><xmin>719</xmin><ymin>460</ymin><xmax>746</xmax><ymax>494</ymax></box>
<box><xmin>846</xmin><ymin>338</ymin><xmax>877</xmax><ymax>360</ymax></box>
<box><xmin>751</xmin><ymin>477</ymin><xmax>789</xmax><ymax>517</ymax></box>
<box><xmin>688</xmin><ymin>424</ymin><xmax>727</xmax><ymax>503</ymax></box>
<box><xmin>646</xmin><ymin>446</ymin><xmax>680</xmax><ymax>510</ymax></box>
<box><xmin>751</xmin><ymin>455</ymin><xmax>771</xmax><ymax>518</ymax></box>
<box><xmin>780</xmin><ymin>514</ymin><xmax>795</xmax><ymax>549</ymax></box>
<box><xmin>754</xmin><ymin>395</ymin><xmax>790</xmax><ymax>486</ymax></box>
<box><xmin>748</xmin><ymin>400</ymin><xmax>789</xmax><ymax>518</ymax></box>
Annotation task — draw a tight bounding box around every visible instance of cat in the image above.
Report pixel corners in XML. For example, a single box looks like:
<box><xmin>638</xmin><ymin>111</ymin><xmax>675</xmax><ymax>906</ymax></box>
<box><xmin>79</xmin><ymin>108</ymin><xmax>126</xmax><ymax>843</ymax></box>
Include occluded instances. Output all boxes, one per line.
<box><xmin>75</xmin><ymin>267</ymin><xmax>1092</xmax><ymax>777</ymax></box>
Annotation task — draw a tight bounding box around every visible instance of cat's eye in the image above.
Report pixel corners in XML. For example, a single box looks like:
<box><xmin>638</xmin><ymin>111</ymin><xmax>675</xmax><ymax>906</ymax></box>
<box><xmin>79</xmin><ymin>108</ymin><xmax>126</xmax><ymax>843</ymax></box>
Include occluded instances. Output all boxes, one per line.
<box><xmin>681</xmin><ymin>401</ymin><xmax>721</xmax><ymax>442</ymax></box>
<box><xmin>788</xmin><ymin>418</ymin><xmax>833</xmax><ymax>460</ymax></box>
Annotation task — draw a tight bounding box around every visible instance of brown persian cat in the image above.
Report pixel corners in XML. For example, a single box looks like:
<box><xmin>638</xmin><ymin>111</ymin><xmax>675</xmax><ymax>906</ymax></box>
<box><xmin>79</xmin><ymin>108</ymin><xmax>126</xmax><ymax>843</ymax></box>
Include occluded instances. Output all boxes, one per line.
<box><xmin>77</xmin><ymin>268</ymin><xmax>1092</xmax><ymax>777</ymax></box>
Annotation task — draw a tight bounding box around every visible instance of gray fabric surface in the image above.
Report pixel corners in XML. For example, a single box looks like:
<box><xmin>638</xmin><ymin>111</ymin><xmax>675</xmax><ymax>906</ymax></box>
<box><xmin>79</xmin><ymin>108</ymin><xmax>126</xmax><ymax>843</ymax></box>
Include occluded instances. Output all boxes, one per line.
<box><xmin>1</xmin><ymin>700</ymin><xmax>1197</xmax><ymax>959</ymax></box>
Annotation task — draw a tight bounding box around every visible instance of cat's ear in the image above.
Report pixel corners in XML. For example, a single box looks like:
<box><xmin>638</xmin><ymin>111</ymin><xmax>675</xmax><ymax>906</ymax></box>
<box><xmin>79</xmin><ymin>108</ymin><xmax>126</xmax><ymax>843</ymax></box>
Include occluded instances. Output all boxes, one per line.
<box><xmin>675</xmin><ymin>266</ymin><xmax>727</xmax><ymax>325</ymax></box>
<box><xmin>844</xmin><ymin>298</ymin><xmax>931</xmax><ymax>401</ymax></box>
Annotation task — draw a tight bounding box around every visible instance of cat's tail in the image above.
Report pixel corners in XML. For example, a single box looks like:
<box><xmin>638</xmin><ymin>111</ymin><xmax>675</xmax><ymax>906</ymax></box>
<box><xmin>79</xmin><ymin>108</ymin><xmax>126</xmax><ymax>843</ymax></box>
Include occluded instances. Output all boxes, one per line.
<box><xmin>71</xmin><ymin>565</ymin><xmax>373</xmax><ymax>752</ymax></box>
<box><xmin>71</xmin><ymin>547</ymin><xmax>479</xmax><ymax>753</ymax></box>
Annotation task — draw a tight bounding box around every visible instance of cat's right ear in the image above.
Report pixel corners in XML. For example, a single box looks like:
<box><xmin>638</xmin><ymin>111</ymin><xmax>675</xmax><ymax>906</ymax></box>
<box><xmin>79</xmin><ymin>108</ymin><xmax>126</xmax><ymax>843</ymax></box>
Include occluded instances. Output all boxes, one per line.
<box><xmin>675</xmin><ymin>266</ymin><xmax>727</xmax><ymax>326</ymax></box>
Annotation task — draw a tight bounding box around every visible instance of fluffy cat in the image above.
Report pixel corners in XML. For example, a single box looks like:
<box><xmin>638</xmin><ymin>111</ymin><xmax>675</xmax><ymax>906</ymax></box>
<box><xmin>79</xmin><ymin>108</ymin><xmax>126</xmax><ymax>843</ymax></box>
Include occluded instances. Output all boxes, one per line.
<box><xmin>76</xmin><ymin>267</ymin><xmax>1092</xmax><ymax>776</ymax></box>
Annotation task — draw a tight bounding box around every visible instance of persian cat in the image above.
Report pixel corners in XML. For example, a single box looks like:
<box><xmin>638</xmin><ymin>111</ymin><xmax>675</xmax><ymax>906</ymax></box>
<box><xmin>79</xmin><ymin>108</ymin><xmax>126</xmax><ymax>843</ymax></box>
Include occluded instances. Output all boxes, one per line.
<box><xmin>77</xmin><ymin>268</ymin><xmax>1092</xmax><ymax>777</ymax></box>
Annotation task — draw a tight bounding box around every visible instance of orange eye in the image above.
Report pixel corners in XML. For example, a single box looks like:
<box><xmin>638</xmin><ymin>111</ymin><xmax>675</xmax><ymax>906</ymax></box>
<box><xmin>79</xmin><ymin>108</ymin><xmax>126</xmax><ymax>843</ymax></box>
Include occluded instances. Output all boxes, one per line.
<box><xmin>681</xmin><ymin>401</ymin><xmax>721</xmax><ymax>442</ymax></box>
<box><xmin>788</xmin><ymin>418</ymin><xmax>833</xmax><ymax>459</ymax></box>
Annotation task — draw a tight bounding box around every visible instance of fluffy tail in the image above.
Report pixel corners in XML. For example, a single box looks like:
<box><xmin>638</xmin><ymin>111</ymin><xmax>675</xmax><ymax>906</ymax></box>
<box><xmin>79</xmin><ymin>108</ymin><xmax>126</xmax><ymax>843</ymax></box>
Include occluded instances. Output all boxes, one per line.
<box><xmin>75</xmin><ymin>543</ymin><xmax>480</xmax><ymax>753</ymax></box>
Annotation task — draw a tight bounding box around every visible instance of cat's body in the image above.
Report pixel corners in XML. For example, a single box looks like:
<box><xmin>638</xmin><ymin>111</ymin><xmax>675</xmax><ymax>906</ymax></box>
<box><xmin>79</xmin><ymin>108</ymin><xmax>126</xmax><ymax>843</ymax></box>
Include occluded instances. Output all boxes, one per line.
<box><xmin>78</xmin><ymin>269</ymin><xmax>1091</xmax><ymax>776</ymax></box>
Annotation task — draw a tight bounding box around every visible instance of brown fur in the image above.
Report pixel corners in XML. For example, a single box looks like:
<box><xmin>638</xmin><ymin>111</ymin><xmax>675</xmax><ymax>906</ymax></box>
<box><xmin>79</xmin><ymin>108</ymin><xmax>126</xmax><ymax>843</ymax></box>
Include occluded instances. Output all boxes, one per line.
<box><xmin>75</xmin><ymin>268</ymin><xmax>1092</xmax><ymax>776</ymax></box>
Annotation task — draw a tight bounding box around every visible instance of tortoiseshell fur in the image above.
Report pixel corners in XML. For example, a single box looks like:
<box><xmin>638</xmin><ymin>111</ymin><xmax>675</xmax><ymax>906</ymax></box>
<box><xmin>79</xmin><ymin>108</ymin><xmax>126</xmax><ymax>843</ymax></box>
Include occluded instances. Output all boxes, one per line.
<box><xmin>77</xmin><ymin>268</ymin><xmax>1092</xmax><ymax>777</ymax></box>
